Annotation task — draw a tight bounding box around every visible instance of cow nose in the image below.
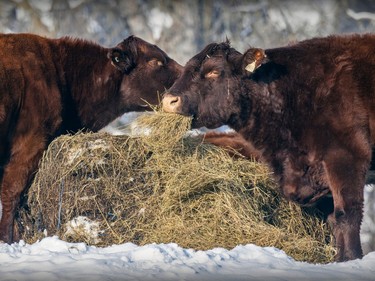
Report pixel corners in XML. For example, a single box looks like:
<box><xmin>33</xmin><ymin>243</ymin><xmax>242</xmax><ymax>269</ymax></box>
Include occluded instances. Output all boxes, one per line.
<box><xmin>162</xmin><ymin>93</ymin><xmax>182</xmax><ymax>113</ymax></box>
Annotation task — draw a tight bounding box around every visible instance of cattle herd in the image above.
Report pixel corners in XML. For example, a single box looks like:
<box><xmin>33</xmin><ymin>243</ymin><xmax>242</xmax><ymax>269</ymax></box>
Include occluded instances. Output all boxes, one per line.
<box><xmin>1</xmin><ymin>32</ymin><xmax>374</xmax><ymax>263</ymax></box>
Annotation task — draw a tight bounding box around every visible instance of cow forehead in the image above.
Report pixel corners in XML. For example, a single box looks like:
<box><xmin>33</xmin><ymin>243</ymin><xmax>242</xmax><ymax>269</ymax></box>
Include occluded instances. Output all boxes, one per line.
<box><xmin>199</xmin><ymin>56</ymin><xmax>228</xmax><ymax>72</ymax></box>
<box><xmin>138</xmin><ymin>42</ymin><xmax>167</xmax><ymax>57</ymax></box>
<box><xmin>120</xmin><ymin>36</ymin><xmax>170</xmax><ymax>60</ymax></box>
<box><xmin>186</xmin><ymin>51</ymin><xmax>228</xmax><ymax>72</ymax></box>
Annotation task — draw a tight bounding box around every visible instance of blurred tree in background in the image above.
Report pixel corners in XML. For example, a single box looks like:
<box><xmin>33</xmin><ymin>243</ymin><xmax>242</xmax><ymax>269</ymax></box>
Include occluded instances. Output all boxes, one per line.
<box><xmin>0</xmin><ymin>0</ymin><xmax>374</xmax><ymax>254</ymax></box>
<box><xmin>1</xmin><ymin>0</ymin><xmax>375</xmax><ymax>63</ymax></box>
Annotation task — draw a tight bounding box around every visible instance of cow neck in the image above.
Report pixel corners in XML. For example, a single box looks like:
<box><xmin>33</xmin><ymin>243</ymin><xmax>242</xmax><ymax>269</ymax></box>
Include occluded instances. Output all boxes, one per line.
<box><xmin>240</xmin><ymin>81</ymin><xmax>294</xmax><ymax>162</ymax></box>
<box><xmin>55</xmin><ymin>38</ymin><xmax>123</xmax><ymax>132</ymax></box>
<box><xmin>226</xmin><ymin>80</ymin><xmax>251</xmax><ymax>132</ymax></box>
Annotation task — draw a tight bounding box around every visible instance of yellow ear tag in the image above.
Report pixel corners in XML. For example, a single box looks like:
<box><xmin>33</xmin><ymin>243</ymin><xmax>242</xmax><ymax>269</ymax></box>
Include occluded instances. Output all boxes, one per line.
<box><xmin>245</xmin><ymin>61</ymin><xmax>256</xmax><ymax>73</ymax></box>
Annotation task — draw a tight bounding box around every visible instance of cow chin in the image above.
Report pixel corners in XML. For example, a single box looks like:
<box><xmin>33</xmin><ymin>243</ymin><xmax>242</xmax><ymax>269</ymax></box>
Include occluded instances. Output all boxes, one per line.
<box><xmin>191</xmin><ymin>114</ymin><xmax>225</xmax><ymax>130</ymax></box>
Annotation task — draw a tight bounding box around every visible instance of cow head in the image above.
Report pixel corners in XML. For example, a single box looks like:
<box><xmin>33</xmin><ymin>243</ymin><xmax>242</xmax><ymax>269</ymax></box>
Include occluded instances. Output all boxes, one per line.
<box><xmin>109</xmin><ymin>36</ymin><xmax>183</xmax><ymax>111</ymax></box>
<box><xmin>280</xmin><ymin>153</ymin><xmax>330</xmax><ymax>206</ymax></box>
<box><xmin>162</xmin><ymin>41</ymin><xmax>266</xmax><ymax>129</ymax></box>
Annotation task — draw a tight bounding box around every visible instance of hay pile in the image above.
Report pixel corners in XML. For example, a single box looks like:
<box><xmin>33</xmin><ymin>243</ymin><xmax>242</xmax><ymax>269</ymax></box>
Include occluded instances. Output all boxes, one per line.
<box><xmin>20</xmin><ymin>112</ymin><xmax>335</xmax><ymax>263</ymax></box>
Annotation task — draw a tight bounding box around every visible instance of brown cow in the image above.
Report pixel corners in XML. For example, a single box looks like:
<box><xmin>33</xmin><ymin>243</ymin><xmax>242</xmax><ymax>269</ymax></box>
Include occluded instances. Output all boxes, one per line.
<box><xmin>0</xmin><ymin>33</ymin><xmax>182</xmax><ymax>244</ymax></box>
<box><xmin>162</xmin><ymin>34</ymin><xmax>375</xmax><ymax>262</ymax></box>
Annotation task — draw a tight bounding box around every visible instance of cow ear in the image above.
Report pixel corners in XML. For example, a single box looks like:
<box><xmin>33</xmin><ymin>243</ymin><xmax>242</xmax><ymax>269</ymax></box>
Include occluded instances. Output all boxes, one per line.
<box><xmin>242</xmin><ymin>48</ymin><xmax>267</xmax><ymax>75</ymax></box>
<box><xmin>108</xmin><ymin>48</ymin><xmax>135</xmax><ymax>73</ymax></box>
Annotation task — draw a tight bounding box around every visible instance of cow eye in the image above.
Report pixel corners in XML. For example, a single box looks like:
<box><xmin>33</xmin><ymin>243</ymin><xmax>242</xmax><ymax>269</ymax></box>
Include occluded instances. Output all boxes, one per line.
<box><xmin>205</xmin><ymin>70</ymin><xmax>220</xmax><ymax>78</ymax></box>
<box><xmin>148</xmin><ymin>59</ymin><xmax>164</xmax><ymax>67</ymax></box>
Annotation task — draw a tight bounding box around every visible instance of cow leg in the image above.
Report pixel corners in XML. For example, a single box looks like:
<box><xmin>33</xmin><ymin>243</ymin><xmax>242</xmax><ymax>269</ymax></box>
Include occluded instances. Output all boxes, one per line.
<box><xmin>202</xmin><ymin>131</ymin><xmax>261</xmax><ymax>160</ymax></box>
<box><xmin>0</xmin><ymin>134</ymin><xmax>46</xmax><ymax>243</ymax></box>
<box><xmin>323</xmin><ymin>147</ymin><xmax>368</xmax><ymax>261</ymax></box>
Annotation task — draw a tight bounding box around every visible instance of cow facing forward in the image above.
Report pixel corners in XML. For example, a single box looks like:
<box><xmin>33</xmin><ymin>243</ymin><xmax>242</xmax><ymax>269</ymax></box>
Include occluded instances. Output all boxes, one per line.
<box><xmin>0</xmin><ymin>33</ymin><xmax>182</xmax><ymax>243</ymax></box>
<box><xmin>162</xmin><ymin>34</ymin><xmax>375</xmax><ymax>262</ymax></box>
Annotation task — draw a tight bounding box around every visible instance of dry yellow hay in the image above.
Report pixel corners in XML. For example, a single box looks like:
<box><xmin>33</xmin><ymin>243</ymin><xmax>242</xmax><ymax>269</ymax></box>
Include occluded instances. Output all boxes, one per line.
<box><xmin>19</xmin><ymin>112</ymin><xmax>336</xmax><ymax>263</ymax></box>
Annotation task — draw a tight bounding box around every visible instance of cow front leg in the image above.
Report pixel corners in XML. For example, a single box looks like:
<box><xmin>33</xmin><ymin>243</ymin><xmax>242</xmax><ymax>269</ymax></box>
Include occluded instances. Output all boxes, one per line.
<box><xmin>323</xmin><ymin>148</ymin><xmax>367</xmax><ymax>262</ymax></box>
<box><xmin>327</xmin><ymin>202</ymin><xmax>363</xmax><ymax>262</ymax></box>
<box><xmin>0</xmin><ymin>135</ymin><xmax>46</xmax><ymax>243</ymax></box>
<box><xmin>0</xmin><ymin>174</ymin><xmax>21</xmax><ymax>243</ymax></box>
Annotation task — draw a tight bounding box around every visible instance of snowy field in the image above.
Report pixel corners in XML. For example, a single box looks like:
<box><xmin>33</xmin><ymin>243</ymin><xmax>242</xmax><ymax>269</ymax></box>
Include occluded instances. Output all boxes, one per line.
<box><xmin>0</xmin><ymin>178</ymin><xmax>374</xmax><ymax>281</ymax></box>
<box><xmin>0</xmin><ymin>236</ymin><xmax>374</xmax><ymax>281</ymax></box>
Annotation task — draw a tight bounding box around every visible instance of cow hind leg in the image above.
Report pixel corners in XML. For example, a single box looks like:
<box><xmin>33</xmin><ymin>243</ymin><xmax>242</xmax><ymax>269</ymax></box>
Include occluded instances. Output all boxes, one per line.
<box><xmin>0</xmin><ymin>134</ymin><xmax>46</xmax><ymax>243</ymax></box>
<box><xmin>323</xmin><ymin>147</ymin><xmax>368</xmax><ymax>261</ymax></box>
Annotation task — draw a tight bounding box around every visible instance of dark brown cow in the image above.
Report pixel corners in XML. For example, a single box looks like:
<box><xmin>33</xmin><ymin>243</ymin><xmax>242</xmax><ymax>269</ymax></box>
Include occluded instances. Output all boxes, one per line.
<box><xmin>0</xmin><ymin>33</ymin><xmax>182</xmax><ymax>244</ymax></box>
<box><xmin>162</xmin><ymin>34</ymin><xmax>375</xmax><ymax>262</ymax></box>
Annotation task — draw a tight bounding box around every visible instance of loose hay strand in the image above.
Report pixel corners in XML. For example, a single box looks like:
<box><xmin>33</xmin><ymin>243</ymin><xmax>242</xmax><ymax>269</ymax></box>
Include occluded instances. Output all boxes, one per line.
<box><xmin>21</xmin><ymin>112</ymin><xmax>335</xmax><ymax>264</ymax></box>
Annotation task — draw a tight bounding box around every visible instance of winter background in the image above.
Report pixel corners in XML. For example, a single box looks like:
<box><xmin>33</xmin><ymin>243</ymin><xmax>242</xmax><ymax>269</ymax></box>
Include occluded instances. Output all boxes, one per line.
<box><xmin>0</xmin><ymin>0</ymin><xmax>375</xmax><ymax>280</ymax></box>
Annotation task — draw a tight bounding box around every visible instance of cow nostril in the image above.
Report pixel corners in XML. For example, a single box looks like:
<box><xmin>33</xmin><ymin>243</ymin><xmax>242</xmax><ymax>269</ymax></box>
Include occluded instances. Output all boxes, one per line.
<box><xmin>169</xmin><ymin>96</ymin><xmax>179</xmax><ymax>105</ymax></box>
<box><xmin>162</xmin><ymin>94</ymin><xmax>181</xmax><ymax>113</ymax></box>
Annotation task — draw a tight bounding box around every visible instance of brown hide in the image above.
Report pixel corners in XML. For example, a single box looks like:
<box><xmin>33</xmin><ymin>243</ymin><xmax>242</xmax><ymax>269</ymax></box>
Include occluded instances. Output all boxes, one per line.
<box><xmin>162</xmin><ymin>34</ymin><xmax>375</xmax><ymax>261</ymax></box>
<box><xmin>0</xmin><ymin>33</ymin><xmax>182</xmax><ymax>243</ymax></box>
<box><xmin>202</xmin><ymin>131</ymin><xmax>261</xmax><ymax>160</ymax></box>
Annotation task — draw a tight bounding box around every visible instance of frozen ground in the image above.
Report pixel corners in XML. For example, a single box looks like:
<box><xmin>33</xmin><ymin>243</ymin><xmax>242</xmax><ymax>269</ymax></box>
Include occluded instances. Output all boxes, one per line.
<box><xmin>0</xmin><ymin>236</ymin><xmax>374</xmax><ymax>281</ymax></box>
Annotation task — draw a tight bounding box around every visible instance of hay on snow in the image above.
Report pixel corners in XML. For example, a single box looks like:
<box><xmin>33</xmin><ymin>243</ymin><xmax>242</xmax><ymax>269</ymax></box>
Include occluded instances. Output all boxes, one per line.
<box><xmin>19</xmin><ymin>112</ymin><xmax>335</xmax><ymax>263</ymax></box>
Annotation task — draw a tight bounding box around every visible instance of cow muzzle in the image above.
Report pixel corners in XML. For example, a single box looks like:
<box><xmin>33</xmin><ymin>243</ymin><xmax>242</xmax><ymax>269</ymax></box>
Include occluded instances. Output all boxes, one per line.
<box><xmin>162</xmin><ymin>93</ymin><xmax>182</xmax><ymax>113</ymax></box>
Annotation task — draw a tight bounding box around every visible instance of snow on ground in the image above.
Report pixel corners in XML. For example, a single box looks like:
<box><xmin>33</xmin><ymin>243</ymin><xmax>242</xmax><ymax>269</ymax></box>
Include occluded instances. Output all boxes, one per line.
<box><xmin>0</xmin><ymin>236</ymin><xmax>374</xmax><ymax>281</ymax></box>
